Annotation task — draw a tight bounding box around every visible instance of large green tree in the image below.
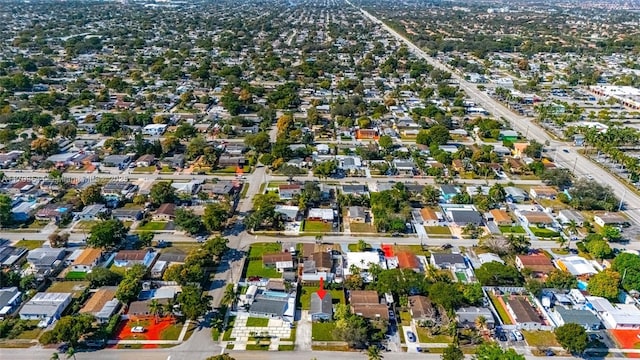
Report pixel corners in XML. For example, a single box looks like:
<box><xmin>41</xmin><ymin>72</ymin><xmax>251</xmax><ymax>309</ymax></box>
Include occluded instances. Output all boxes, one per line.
<box><xmin>555</xmin><ymin>323</ymin><xmax>588</xmax><ymax>354</ymax></box>
<box><xmin>587</xmin><ymin>269</ymin><xmax>621</xmax><ymax>301</ymax></box>
<box><xmin>178</xmin><ymin>285</ymin><xmax>211</xmax><ymax>321</ymax></box>
<box><xmin>442</xmin><ymin>343</ymin><xmax>464</xmax><ymax>360</ymax></box>
<box><xmin>613</xmin><ymin>253</ymin><xmax>640</xmax><ymax>291</ymax></box>
<box><xmin>80</xmin><ymin>184</ymin><xmax>103</xmax><ymax>206</ymax></box>
<box><xmin>174</xmin><ymin>208</ymin><xmax>204</xmax><ymax>235</ymax></box>
<box><xmin>87</xmin><ymin>219</ymin><xmax>128</xmax><ymax>249</ymax></box>
<box><xmin>473</xmin><ymin>343</ymin><xmax>524</xmax><ymax>360</ymax></box>
<box><xmin>202</xmin><ymin>203</ymin><xmax>229</xmax><ymax>232</ymax></box>
<box><xmin>86</xmin><ymin>267</ymin><xmax>122</xmax><ymax>287</ymax></box>
<box><xmin>0</xmin><ymin>194</ymin><xmax>12</xmax><ymax>227</ymax></box>
<box><xmin>149</xmin><ymin>181</ymin><xmax>176</xmax><ymax>206</ymax></box>
<box><xmin>49</xmin><ymin>314</ymin><xmax>95</xmax><ymax>346</ymax></box>
<box><xmin>475</xmin><ymin>262</ymin><xmax>523</xmax><ymax>286</ymax></box>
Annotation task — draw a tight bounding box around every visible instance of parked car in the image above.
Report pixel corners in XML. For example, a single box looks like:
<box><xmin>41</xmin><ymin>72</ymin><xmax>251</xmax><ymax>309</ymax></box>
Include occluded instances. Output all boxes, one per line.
<box><xmin>407</xmin><ymin>331</ymin><xmax>416</xmax><ymax>342</ymax></box>
<box><xmin>498</xmin><ymin>334</ymin><xmax>507</xmax><ymax>341</ymax></box>
<box><xmin>131</xmin><ymin>326</ymin><xmax>145</xmax><ymax>333</ymax></box>
<box><xmin>512</xmin><ymin>330</ymin><xmax>524</xmax><ymax>341</ymax></box>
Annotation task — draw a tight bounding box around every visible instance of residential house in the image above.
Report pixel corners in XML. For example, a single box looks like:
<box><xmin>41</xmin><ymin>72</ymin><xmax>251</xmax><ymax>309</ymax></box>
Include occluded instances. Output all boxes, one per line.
<box><xmin>0</xmin><ymin>287</ymin><xmax>22</xmax><ymax>318</ymax></box>
<box><xmin>113</xmin><ymin>249</ymin><xmax>158</xmax><ymax>268</ymax></box>
<box><xmin>77</xmin><ymin>204</ymin><xmax>108</xmax><ymax>221</ymax></box>
<box><xmin>171</xmin><ymin>180</ymin><xmax>202</xmax><ymax>195</ymax></box>
<box><xmin>456</xmin><ymin>307</ymin><xmax>495</xmax><ymax>329</ymax></box>
<box><xmin>558</xmin><ymin>210</ymin><xmax>585</xmax><ymax>227</ymax></box>
<box><xmin>420</xmin><ymin>208</ymin><xmax>440</xmax><ymax>226</ymax></box>
<box><xmin>262</xmin><ymin>252</ymin><xmax>294</xmax><ymax>272</ymax></box>
<box><xmin>135</xmin><ymin>154</ymin><xmax>156</xmax><ymax>167</ymax></box>
<box><xmin>79</xmin><ymin>287</ymin><xmax>120</xmax><ymax>324</ymax></box>
<box><xmin>153</xmin><ymin>203</ymin><xmax>176</xmax><ymax>221</ymax></box>
<box><xmin>396</xmin><ymin>252</ymin><xmax>420</xmax><ymax>272</ymax></box>
<box><xmin>102</xmin><ymin>154</ymin><xmax>131</xmax><ymax>168</ymax></box>
<box><xmin>431</xmin><ymin>253</ymin><xmax>466</xmax><ymax>270</ymax></box>
<box><xmin>515</xmin><ymin>254</ymin><xmax>556</xmax><ymax>278</ymax></box>
<box><xmin>71</xmin><ymin>248</ymin><xmax>103</xmax><ymax>272</ymax></box>
<box><xmin>504</xmin><ymin>186</ymin><xmax>528</xmax><ymax>203</ymax></box>
<box><xmin>512</xmin><ymin>142</ymin><xmax>529</xmax><ymax>157</ymax></box>
<box><xmin>345</xmin><ymin>252</ymin><xmax>385</xmax><ymax>274</ymax></box>
<box><xmin>151</xmin><ymin>260</ymin><xmax>168</xmax><ymax>279</ymax></box>
<box><xmin>311</xmin><ymin>252</ymin><xmax>333</xmax><ymax>272</ymax></box>
<box><xmin>506</xmin><ymin>297</ymin><xmax>543</xmax><ymax>330</ymax></box>
<box><xmin>593</xmin><ymin>213</ymin><xmax>628</xmax><ymax>227</ymax></box>
<box><xmin>101</xmin><ymin>181</ymin><xmax>138</xmax><ymax>202</ymax></box>
<box><xmin>27</xmin><ymin>247</ymin><xmax>66</xmax><ymax>272</ymax></box>
<box><xmin>520</xmin><ymin>211</ymin><xmax>554</xmax><ymax>227</ymax></box>
<box><xmin>439</xmin><ymin>185</ymin><xmax>460</xmax><ymax>202</ymax></box>
<box><xmin>500</xmin><ymin>130</ymin><xmax>519</xmax><ymax>142</ymax></box>
<box><xmin>551</xmin><ymin>307</ymin><xmax>601</xmax><ymax>331</ymax></box>
<box><xmin>279</xmin><ymin>184</ymin><xmax>302</xmax><ymax>200</ymax></box>
<box><xmin>274</xmin><ymin>205</ymin><xmax>299</xmax><ymax>222</ymax></box>
<box><xmin>506</xmin><ymin>157</ymin><xmax>526</xmax><ymax>173</ymax></box>
<box><xmin>347</xmin><ymin>206</ymin><xmax>366</xmax><ymax>223</ymax></box>
<box><xmin>307</xmin><ymin>208</ymin><xmax>334</xmax><ymax>222</ymax></box>
<box><xmin>393</xmin><ymin>159</ymin><xmax>415</xmax><ymax>175</ymax></box>
<box><xmin>0</xmin><ymin>245</ymin><xmax>28</xmax><ymax>268</ymax></box>
<box><xmin>529</xmin><ymin>186</ymin><xmax>558</xmax><ymax>200</ymax></box>
<box><xmin>19</xmin><ymin>292</ymin><xmax>72</xmax><ymax>327</ymax></box>
<box><xmin>342</xmin><ymin>184</ymin><xmax>368</xmax><ymax>196</ymax></box>
<box><xmin>111</xmin><ymin>208</ymin><xmax>144</xmax><ymax>221</ymax></box>
<box><xmin>586</xmin><ymin>296</ymin><xmax>640</xmax><ymax>329</ymax></box>
<box><xmin>448</xmin><ymin>209</ymin><xmax>484</xmax><ymax>226</ymax></box>
<box><xmin>161</xmin><ymin>154</ymin><xmax>185</xmax><ymax>169</ymax></box>
<box><xmin>408</xmin><ymin>295</ymin><xmax>436</xmax><ymax>322</ymax></box>
<box><xmin>556</xmin><ymin>256</ymin><xmax>598</xmax><ymax>278</ymax></box>
<box><xmin>310</xmin><ymin>292</ymin><xmax>333</xmax><ymax>321</ymax></box>
<box><xmin>477</xmin><ymin>253</ymin><xmax>504</xmax><ymax>265</ymax></box>
<box><xmin>218</xmin><ymin>154</ymin><xmax>246</xmax><ymax>167</ymax></box>
<box><xmin>489</xmin><ymin>209</ymin><xmax>513</xmax><ymax>226</ymax></box>
<box><xmin>349</xmin><ymin>290</ymin><xmax>389</xmax><ymax>321</ymax></box>
<box><xmin>35</xmin><ymin>204</ymin><xmax>71</xmax><ymax>223</ymax></box>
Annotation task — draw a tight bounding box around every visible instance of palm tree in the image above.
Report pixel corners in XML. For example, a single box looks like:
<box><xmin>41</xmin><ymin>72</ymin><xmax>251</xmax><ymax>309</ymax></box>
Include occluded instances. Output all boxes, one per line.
<box><xmin>149</xmin><ymin>299</ymin><xmax>163</xmax><ymax>324</ymax></box>
<box><xmin>221</xmin><ymin>284</ymin><xmax>239</xmax><ymax>310</ymax></box>
<box><xmin>66</xmin><ymin>347</ymin><xmax>76</xmax><ymax>360</ymax></box>
<box><xmin>50</xmin><ymin>353</ymin><xmax>59</xmax><ymax>360</ymax></box>
<box><xmin>367</xmin><ymin>345</ymin><xmax>383</xmax><ymax>360</ymax></box>
<box><xmin>474</xmin><ymin>315</ymin><xmax>487</xmax><ymax>331</ymax></box>
<box><xmin>567</xmin><ymin>219</ymin><xmax>578</xmax><ymax>235</ymax></box>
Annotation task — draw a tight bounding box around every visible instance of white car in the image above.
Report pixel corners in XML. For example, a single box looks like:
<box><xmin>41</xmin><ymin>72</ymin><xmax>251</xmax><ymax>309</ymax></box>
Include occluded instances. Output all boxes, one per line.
<box><xmin>131</xmin><ymin>326</ymin><xmax>145</xmax><ymax>333</ymax></box>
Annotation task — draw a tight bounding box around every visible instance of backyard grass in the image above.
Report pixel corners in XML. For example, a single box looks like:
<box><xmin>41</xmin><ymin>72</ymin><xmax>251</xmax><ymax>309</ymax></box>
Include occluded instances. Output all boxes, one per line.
<box><xmin>303</xmin><ymin>220</ymin><xmax>332</xmax><ymax>233</ymax></box>
<box><xmin>14</xmin><ymin>240</ymin><xmax>44</xmax><ymax>250</ymax></box>
<box><xmin>159</xmin><ymin>323</ymin><xmax>183</xmax><ymax>340</ymax></box>
<box><xmin>75</xmin><ymin>220</ymin><xmax>100</xmax><ymax>230</ymax></box>
<box><xmin>424</xmin><ymin>226</ymin><xmax>452</xmax><ymax>236</ymax></box>
<box><xmin>245</xmin><ymin>259</ymin><xmax>282</xmax><ymax>278</ymax></box>
<box><xmin>214</xmin><ymin>165</ymin><xmax>251</xmax><ymax>174</ymax></box>
<box><xmin>132</xmin><ymin>166</ymin><xmax>156</xmax><ymax>173</ymax></box>
<box><xmin>248</xmin><ymin>243</ymin><xmax>283</xmax><ymax>258</ymax></box>
<box><xmin>13</xmin><ymin>321</ymin><xmax>42</xmax><ymax>340</ymax></box>
<box><xmin>488</xmin><ymin>294</ymin><xmax>513</xmax><ymax>325</ymax></box>
<box><xmin>529</xmin><ymin>226</ymin><xmax>559</xmax><ymax>238</ymax></box>
<box><xmin>246</xmin><ymin>317</ymin><xmax>269</xmax><ymax>327</ymax></box>
<box><xmin>47</xmin><ymin>281</ymin><xmax>89</xmax><ymax>297</ymax></box>
<box><xmin>399</xmin><ymin>311</ymin><xmax>412</xmax><ymax>326</ymax></box>
<box><xmin>522</xmin><ymin>330</ymin><xmax>561</xmax><ymax>347</ymax></box>
<box><xmin>278</xmin><ymin>344</ymin><xmax>295</xmax><ymax>351</ymax></box>
<box><xmin>393</xmin><ymin>245</ymin><xmax>431</xmax><ymax>257</ymax></box>
<box><xmin>65</xmin><ymin>271</ymin><xmax>87</xmax><ymax>280</ymax></box>
<box><xmin>299</xmin><ymin>287</ymin><xmax>345</xmax><ymax>310</ymax></box>
<box><xmin>312</xmin><ymin>322</ymin><xmax>336</xmax><ymax>341</ymax></box>
<box><xmin>349</xmin><ymin>223</ymin><xmax>376</xmax><ymax>233</ymax></box>
<box><xmin>137</xmin><ymin>221</ymin><xmax>168</xmax><ymax>231</ymax></box>
<box><xmin>415</xmin><ymin>326</ymin><xmax>452</xmax><ymax>343</ymax></box>
<box><xmin>499</xmin><ymin>225</ymin><xmax>526</xmax><ymax>234</ymax></box>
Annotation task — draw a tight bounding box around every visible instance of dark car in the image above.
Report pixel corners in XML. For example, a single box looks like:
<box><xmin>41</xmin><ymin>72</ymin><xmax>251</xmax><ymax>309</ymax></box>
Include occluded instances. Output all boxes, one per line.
<box><xmin>498</xmin><ymin>334</ymin><xmax>507</xmax><ymax>341</ymax></box>
<box><xmin>57</xmin><ymin>344</ymin><xmax>69</xmax><ymax>352</ymax></box>
<box><xmin>407</xmin><ymin>331</ymin><xmax>416</xmax><ymax>342</ymax></box>
<box><xmin>563</xmin><ymin>148</ymin><xmax>570</xmax><ymax>153</ymax></box>
<box><xmin>441</xmin><ymin>243</ymin><xmax>453</xmax><ymax>250</ymax></box>
<box><xmin>545</xmin><ymin>349</ymin><xmax>555</xmax><ymax>356</ymax></box>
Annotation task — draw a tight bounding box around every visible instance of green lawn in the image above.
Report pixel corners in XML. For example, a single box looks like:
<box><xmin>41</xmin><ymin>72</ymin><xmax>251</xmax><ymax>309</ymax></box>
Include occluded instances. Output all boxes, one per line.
<box><xmin>75</xmin><ymin>220</ymin><xmax>100</xmax><ymax>230</ymax></box>
<box><xmin>47</xmin><ymin>281</ymin><xmax>90</xmax><ymax>297</ymax></box>
<box><xmin>488</xmin><ymin>294</ymin><xmax>512</xmax><ymax>325</ymax></box>
<box><xmin>349</xmin><ymin>223</ymin><xmax>376</xmax><ymax>233</ymax></box>
<box><xmin>311</xmin><ymin>322</ymin><xmax>336</xmax><ymax>341</ymax></box>
<box><xmin>399</xmin><ymin>311</ymin><xmax>412</xmax><ymax>326</ymax></box>
<box><xmin>455</xmin><ymin>272</ymin><xmax>467</xmax><ymax>282</ymax></box>
<box><xmin>65</xmin><ymin>271</ymin><xmax>87</xmax><ymax>280</ymax></box>
<box><xmin>246</xmin><ymin>317</ymin><xmax>269</xmax><ymax>327</ymax></box>
<box><xmin>245</xmin><ymin>259</ymin><xmax>282</xmax><ymax>279</ymax></box>
<box><xmin>137</xmin><ymin>221</ymin><xmax>168</xmax><ymax>231</ymax></box>
<box><xmin>347</xmin><ymin>242</ymin><xmax>371</xmax><ymax>252</ymax></box>
<box><xmin>248</xmin><ymin>243</ymin><xmax>283</xmax><ymax>258</ymax></box>
<box><xmin>214</xmin><ymin>165</ymin><xmax>251</xmax><ymax>174</ymax></box>
<box><xmin>393</xmin><ymin>245</ymin><xmax>431</xmax><ymax>257</ymax></box>
<box><xmin>522</xmin><ymin>330</ymin><xmax>561</xmax><ymax>347</ymax></box>
<box><xmin>299</xmin><ymin>287</ymin><xmax>345</xmax><ymax>310</ymax></box>
<box><xmin>415</xmin><ymin>326</ymin><xmax>452</xmax><ymax>343</ymax></box>
<box><xmin>529</xmin><ymin>226</ymin><xmax>559</xmax><ymax>238</ymax></box>
<box><xmin>160</xmin><ymin>323</ymin><xmax>183</xmax><ymax>340</ymax></box>
<box><xmin>14</xmin><ymin>240</ymin><xmax>44</xmax><ymax>250</ymax></box>
<box><xmin>160</xmin><ymin>166</ymin><xmax>175</xmax><ymax>174</ymax></box>
<box><xmin>303</xmin><ymin>220</ymin><xmax>332</xmax><ymax>233</ymax></box>
<box><xmin>132</xmin><ymin>166</ymin><xmax>156</xmax><ymax>173</ymax></box>
<box><xmin>278</xmin><ymin>344</ymin><xmax>295</xmax><ymax>351</ymax></box>
<box><xmin>499</xmin><ymin>225</ymin><xmax>526</xmax><ymax>234</ymax></box>
<box><xmin>425</xmin><ymin>226</ymin><xmax>452</xmax><ymax>236</ymax></box>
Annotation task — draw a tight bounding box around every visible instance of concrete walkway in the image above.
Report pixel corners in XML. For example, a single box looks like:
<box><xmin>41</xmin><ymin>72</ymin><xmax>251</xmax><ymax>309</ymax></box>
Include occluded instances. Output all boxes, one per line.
<box><xmin>177</xmin><ymin>319</ymin><xmax>191</xmax><ymax>341</ymax></box>
<box><xmin>295</xmin><ymin>310</ymin><xmax>311</xmax><ymax>351</ymax></box>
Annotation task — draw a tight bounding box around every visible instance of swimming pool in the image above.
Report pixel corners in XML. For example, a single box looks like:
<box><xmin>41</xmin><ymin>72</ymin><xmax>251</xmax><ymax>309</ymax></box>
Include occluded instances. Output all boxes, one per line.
<box><xmin>577</xmin><ymin>280</ymin><xmax>588</xmax><ymax>290</ymax></box>
<box><xmin>262</xmin><ymin>291</ymin><xmax>289</xmax><ymax>299</ymax></box>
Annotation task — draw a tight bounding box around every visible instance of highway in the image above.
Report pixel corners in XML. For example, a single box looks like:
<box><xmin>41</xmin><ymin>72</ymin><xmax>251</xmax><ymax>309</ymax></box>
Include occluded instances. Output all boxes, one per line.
<box><xmin>354</xmin><ymin>4</ymin><xmax>640</xmax><ymax>230</ymax></box>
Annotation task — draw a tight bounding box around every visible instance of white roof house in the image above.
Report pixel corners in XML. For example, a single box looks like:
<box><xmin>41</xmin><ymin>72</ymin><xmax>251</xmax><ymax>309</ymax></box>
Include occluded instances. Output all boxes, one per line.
<box><xmin>556</xmin><ymin>256</ymin><xmax>598</xmax><ymax>276</ymax></box>
<box><xmin>19</xmin><ymin>292</ymin><xmax>72</xmax><ymax>327</ymax></box>
<box><xmin>307</xmin><ymin>208</ymin><xmax>334</xmax><ymax>222</ymax></box>
<box><xmin>477</xmin><ymin>253</ymin><xmax>505</xmax><ymax>265</ymax></box>
<box><xmin>587</xmin><ymin>296</ymin><xmax>640</xmax><ymax>329</ymax></box>
<box><xmin>345</xmin><ymin>252</ymin><xmax>385</xmax><ymax>273</ymax></box>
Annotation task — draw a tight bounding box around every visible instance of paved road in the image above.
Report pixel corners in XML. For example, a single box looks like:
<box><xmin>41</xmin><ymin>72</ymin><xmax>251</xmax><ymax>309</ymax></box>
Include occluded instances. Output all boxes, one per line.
<box><xmin>353</xmin><ymin>4</ymin><xmax>640</xmax><ymax>231</ymax></box>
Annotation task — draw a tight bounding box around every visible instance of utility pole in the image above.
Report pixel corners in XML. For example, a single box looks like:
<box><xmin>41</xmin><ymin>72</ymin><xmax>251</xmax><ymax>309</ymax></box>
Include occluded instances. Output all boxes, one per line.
<box><xmin>619</xmin><ymin>188</ymin><xmax>627</xmax><ymax>212</ymax></box>
<box><xmin>572</xmin><ymin>156</ymin><xmax>578</xmax><ymax>174</ymax></box>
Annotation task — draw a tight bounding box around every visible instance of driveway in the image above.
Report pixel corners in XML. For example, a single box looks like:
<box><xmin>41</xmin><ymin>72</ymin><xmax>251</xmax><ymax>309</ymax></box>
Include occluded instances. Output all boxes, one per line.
<box><xmin>295</xmin><ymin>310</ymin><xmax>311</xmax><ymax>350</ymax></box>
